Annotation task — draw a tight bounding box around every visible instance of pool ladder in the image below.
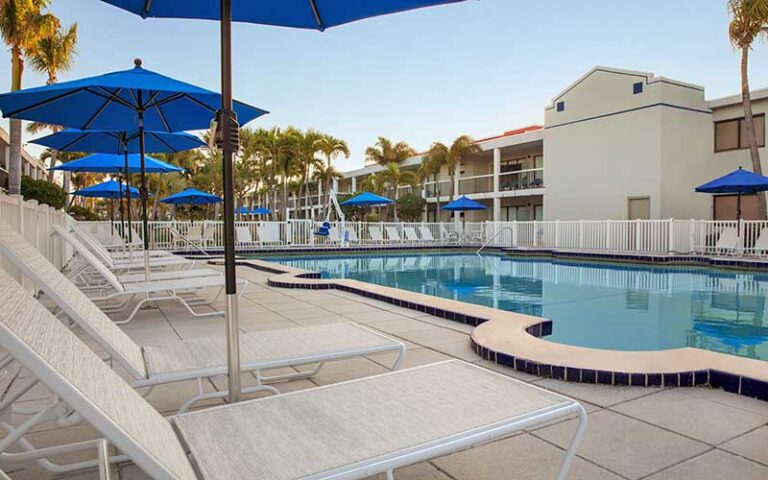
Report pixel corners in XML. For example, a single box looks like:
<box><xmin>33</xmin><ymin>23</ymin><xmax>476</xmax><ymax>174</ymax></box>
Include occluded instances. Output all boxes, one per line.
<box><xmin>476</xmin><ymin>227</ymin><xmax>515</xmax><ymax>256</ymax></box>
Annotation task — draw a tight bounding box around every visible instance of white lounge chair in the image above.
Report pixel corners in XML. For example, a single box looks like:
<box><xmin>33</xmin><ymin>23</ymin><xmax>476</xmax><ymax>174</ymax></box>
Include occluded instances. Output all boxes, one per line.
<box><xmin>236</xmin><ymin>225</ymin><xmax>260</xmax><ymax>247</ymax></box>
<box><xmin>70</xmin><ymin>225</ymin><xmax>192</xmax><ymax>271</ymax></box>
<box><xmin>345</xmin><ymin>227</ymin><xmax>359</xmax><ymax>243</ymax></box>
<box><xmin>713</xmin><ymin>227</ymin><xmax>741</xmax><ymax>256</ymax></box>
<box><xmin>51</xmin><ymin>225</ymin><xmax>246</xmax><ymax>323</ymax></box>
<box><xmin>419</xmin><ymin>225</ymin><xmax>436</xmax><ymax>243</ymax></box>
<box><xmin>327</xmin><ymin>225</ymin><xmax>341</xmax><ymax>244</ymax></box>
<box><xmin>750</xmin><ymin>228</ymin><xmax>768</xmax><ymax>258</ymax></box>
<box><xmin>403</xmin><ymin>226</ymin><xmax>421</xmax><ymax>243</ymax></box>
<box><xmin>74</xmin><ymin>224</ymin><xmax>174</xmax><ymax>261</ymax></box>
<box><xmin>385</xmin><ymin>226</ymin><xmax>403</xmax><ymax>242</ymax></box>
<box><xmin>368</xmin><ymin>225</ymin><xmax>384</xmax><ymax>243</ymax></box>
<box><xmin>440</xmin><ymin>224</ymin><xmax>460</xmax><ymax>243</ymax></box>
<box><xmin>0</xmin><ymin>272</ymin><xmax>586</xmax><ymax>480</ymax></box>
<box><xmin>0</xmin><ymin>232</ymin><xmax>406</xmax><ymax>414</ymax></box>
<box><xmin>257</xmin><ymin>222</ymin><xmax>282</xmax><ymax>245</ymax></box>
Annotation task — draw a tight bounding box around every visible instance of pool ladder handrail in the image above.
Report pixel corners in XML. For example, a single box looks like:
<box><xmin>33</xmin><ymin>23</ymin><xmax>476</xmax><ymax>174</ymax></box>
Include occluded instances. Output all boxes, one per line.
<box><xmin>476</xmin><ymin>226</ymin><xmax>515</xmax><ymax>256</ymax></box>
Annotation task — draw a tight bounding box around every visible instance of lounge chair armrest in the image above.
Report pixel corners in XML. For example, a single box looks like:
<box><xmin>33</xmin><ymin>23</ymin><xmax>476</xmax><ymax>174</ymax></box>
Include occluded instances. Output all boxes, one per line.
<box><xmin>97</xmin><ymin>439</ymin><xmax>111</xmax><ymax>480</ymax></box>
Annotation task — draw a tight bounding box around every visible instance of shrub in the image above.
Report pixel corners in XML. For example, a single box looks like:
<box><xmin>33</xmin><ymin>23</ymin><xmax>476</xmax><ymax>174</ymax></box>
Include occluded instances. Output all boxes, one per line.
<box><xmin>338</xmin><ymin>192</ymin><xmax>367</xmax><ymax>222</ymax></box>
<box><xmin>68</xmin><ymin>205</ymin><xmax>100</xmax><ymax>221</ymax></box>
<box><xmin>365</xmin><ymin>213</ymin><xmax>381</xmax><ymax>222</ymax></box>
<box><xmin>20</xmin><ymin>176</ymin><xmax>67</xmax><ymax>210</ymax></box>
<box><xmin>396</xmin><ymin>193</ymin><xmax>426</xmax><ymax>222</ymax></box>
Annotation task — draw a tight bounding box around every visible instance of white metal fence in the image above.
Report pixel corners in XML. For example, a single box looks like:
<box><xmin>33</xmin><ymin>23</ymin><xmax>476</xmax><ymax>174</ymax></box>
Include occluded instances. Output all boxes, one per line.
<box><xmin>77</xmin><ymin>217</ymin><xmax>768</xmax><ymax>256</ymax></box>
<box><xmin>0</xmin><ymin>192</ymin><xmax>75</xmax><ymax>287</ymax></box>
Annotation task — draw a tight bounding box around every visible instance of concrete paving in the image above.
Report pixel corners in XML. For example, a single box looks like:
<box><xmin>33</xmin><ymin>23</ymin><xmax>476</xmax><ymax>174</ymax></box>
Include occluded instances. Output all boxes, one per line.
<box><xmin>3</xmin><ymin>266</ymin><xmax>767</xmax><ymax>479</ymax></box>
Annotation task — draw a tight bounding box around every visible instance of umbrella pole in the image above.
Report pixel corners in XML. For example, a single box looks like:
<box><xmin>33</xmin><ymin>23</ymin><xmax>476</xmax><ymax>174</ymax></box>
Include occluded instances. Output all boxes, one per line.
<box><xmin>137</xmin><ymin>101</ymin><xmax>151</xmax><ymax>281</ymax></box>
<box><xmin>737</xmin><ymin>191</ymin><xmax>742</xmax><ymax>222</ymax></box>
<box><xmin>220</xmin><ymin>0</ymin><xmax>242</xmax><ymax>403</ymax></box>
<box><xmin>124</xmin><ymin>152</ymin><xmax>134</xmax><ymax>246</ymax></box>
<box><xmin>117</xmin><ymin>175</ymin><xmax>125</xmax><ymax>246</ymax></box>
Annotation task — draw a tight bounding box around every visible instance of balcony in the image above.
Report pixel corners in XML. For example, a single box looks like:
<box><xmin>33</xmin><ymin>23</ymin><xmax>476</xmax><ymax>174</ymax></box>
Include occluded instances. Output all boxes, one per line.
<box><xmin>499</xmin><ymin>168</ymin><xmax>543</xmax><ymax>192</ymax></box>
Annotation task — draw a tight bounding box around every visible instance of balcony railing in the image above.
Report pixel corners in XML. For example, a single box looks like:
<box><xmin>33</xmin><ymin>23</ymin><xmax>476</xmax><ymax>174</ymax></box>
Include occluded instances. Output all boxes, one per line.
<box><xmin>458</xmin><ymin>173</ymin><xmax>493</xmax><ymax>195</ymax></box>
<box><xmin>499</xmin><ymin>168</ymin><xmax>544</xmax><ymax>191</ymax></box>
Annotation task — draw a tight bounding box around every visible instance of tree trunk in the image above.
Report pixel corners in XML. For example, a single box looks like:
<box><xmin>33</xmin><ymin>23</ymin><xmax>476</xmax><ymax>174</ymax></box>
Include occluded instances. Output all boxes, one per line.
<box><xmin>741</xmin><ymin>47</ymin><xmax>767</xmax><ymax>219</ymax></box>
<box><xmin>151</xmin><ymin>177</ymin><xmax>162</xmax><ymax>220</ymax></box>
<box><xmin>63</xmin><ymin>172</ymin><xmax>72</xmax><ymax>196</ymax></box>
<box><xmin>47</xmin><ymin>149</ymin><xmax>59</xmax><ymax>182</ymax></box>
<box><xmin>8</xmin><ymin>49</ymin><xmax>23</xmax><ymax>195</ymax></box>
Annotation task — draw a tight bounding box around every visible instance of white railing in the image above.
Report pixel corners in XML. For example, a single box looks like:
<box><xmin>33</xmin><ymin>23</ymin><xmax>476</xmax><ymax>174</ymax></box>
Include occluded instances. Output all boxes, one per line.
<box><xmin>74</xmin><ymin>217</ymin><xmax>768</xmax><ymax>256</ymax></box>
<box><xmin>0</xmin><ymin>191</ymin><xmax>75</xmax><ymax>289</ymax></box>
<box><xmin>483</xmin><ymin>219</ymin><xmax>768</xmax><ymax>255</ymax></box>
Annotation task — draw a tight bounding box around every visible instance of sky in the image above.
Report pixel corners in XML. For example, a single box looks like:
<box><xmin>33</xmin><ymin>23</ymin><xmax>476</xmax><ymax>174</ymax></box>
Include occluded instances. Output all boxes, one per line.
<box><xmin>2</xmin><ymin>0</ymin><xmax>767</xmax><ymax>171</ymax></box>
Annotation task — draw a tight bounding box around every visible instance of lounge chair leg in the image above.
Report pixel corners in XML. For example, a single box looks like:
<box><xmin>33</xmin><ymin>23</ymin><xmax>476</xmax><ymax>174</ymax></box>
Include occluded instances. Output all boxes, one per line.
<box><xmin>386</xmin><ymin>469</ymin><xmax>395</xmax><ymax>480</ymax></box>
<box><xmin>555</xmin><ymin>405</ymin><xmax>588</xmax><ymax>480</ymax></box>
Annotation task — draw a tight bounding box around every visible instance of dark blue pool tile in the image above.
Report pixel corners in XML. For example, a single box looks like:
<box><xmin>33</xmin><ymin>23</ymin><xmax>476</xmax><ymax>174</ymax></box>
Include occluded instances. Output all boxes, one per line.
<box><xmin>693</xmin><ymin>370</ymin><xmax>709</xmax><ymax>386</ymax></box>
<box><xmin>630</xmin><ymin>374</ymin><xmax>646</xmax><ymax>387</ymax></box>
<box><xmin>596</xmin><ymin>370</ymin><xmax>613</xmax><ymax>385</ymax></box>
<box><xmin>541</xmin><ymin>321</ymin><xmax>553</xmax><ymax>336</ymax></box>
<box><xmin>647</xmin><ymin>374</ymin><xmax>662</xmax><ymax>387</ymax></box>
<box><xmin>496</xmin><ymin>352</ymin><xmax>515</xmax><ymax>368</ymax></box>
<box><xmin>663</xmin><ymin>373</ymin><xmax>679</xmax><ymax>387</ymax></box>
<box><xmin>710</xmin><ymin>370</ymin><xmax>740</xmax><ymax>394</ymax></box>
<box><xmin>539</xmin><ymin>364</ymin><xmax>553</xmax><ymax>378</ymax></box>
<box><xmin>565</xmin><ymin>367</ymin><xmax>581</xmax><ymax>382</ymax></box>
<box><xmin>581</xmin><ymin>369</ymin><xmax>597</xmax><ymax>384</ymax></box>
<box><xmin>552</xmin><ymin>366</ymin><xmax>566</xmax><ymax>380</ymax></box>
<box><xmin>740</xmin><ymin>377</ymin><xmax>768</xmax><ymax>401</ymax></box>
<box><xmin>614</xmin><ymin>372</ymin><xmax>629</xmax><ymax>386</ymax></box>
<box><xmin>679</xmin><ymin>371</ymin><xmax>694</xmax><ymax>387</ymax></box>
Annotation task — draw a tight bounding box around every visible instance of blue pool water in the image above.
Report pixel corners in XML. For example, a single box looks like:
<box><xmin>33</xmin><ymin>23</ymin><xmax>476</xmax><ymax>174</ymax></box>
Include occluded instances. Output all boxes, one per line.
<box><xmin>265</xmin><ymin>253</ymin><xmax>768</xmax><ymax>361</ymax></box>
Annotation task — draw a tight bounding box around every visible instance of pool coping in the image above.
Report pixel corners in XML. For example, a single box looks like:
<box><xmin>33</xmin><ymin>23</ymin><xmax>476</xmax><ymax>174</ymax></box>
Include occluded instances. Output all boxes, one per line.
<box><xmin>233</xmin><ymin>258</ymin><xmax>768</xmax><ymax>402</ymax></box>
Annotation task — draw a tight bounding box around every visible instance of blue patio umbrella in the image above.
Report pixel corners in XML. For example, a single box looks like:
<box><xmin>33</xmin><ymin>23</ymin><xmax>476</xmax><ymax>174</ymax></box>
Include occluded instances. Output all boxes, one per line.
<box><xmin>35</xmin><ymin>130</ymin><xmax>204</xmax><ymax>244</ymax></box>
<box><xmin>696</xmin><ymin>167</ymin><xmax>768</xmax><ymax>220</ymax></box>
<box><xmin>0</xmin><ymin>60</ymin><xmax>268</xmax><ymax>280</ymax></box>
<box><xmin>32</xmin><ymin>128</ymin><xmax>205</xmax><ymax>154</ymax></box>
<box><xmin>98</xmin><ymin>0</ymin><xmax>468</xmax><ymax>402</ymax></box>
<box><xmin>52</xmin><ymin>153</ymin><xmax>184</xmax><ymax>174</ymax></box>
<box><xmin>441</xmin><ymin>195</ymin><xmax>488</xmax><ymax>211</ymax></box>
<box><xmin>54</xmin><ymin>153</ymin><xmax>183</xmax><ymax>244</ymax></box>
<box><xmin>72</xmin><ymin>180</ymin><xmax>142</xmax><ymax>232</ymax></box>
<box><xmin>341</xmin><ymin>192</ymin><xmax>394</xmax><ymax>206</ymax></box>
<box><xmin>160</xmin><ymin>188</ymin><xmax>222</xmax><ymax>206</ymax></box>
<box><xmin>72</xmin><ymin>179</ymin><xmax>140</xmax><ymax>199</ymax></box>
<box><xmin>250</xmin><ymin>207</ymin><xmax>271</xmax><ymax>215</ymax></box>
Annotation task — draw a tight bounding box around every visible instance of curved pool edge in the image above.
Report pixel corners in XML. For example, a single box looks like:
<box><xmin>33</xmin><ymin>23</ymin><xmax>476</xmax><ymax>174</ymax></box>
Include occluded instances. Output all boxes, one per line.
<box><xmin>235</xmin><ymin>258</ymin><xmax>768</xmax><ymax>402</ymax></box>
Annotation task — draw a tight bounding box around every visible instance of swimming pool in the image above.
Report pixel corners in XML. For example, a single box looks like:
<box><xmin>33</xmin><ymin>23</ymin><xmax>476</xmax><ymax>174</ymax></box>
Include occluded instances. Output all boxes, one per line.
<box><xmin>265</xmin><ymin>253</ymin><xmax>768</xmax><ymax>361</ymax></box>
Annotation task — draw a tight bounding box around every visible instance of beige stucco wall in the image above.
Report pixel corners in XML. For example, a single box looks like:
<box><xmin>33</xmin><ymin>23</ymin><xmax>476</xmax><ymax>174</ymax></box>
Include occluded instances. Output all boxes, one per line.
<box><xmin>543</xmin><ymin>67</ymin><xmax>717</xmax><ymax>221</ymax></box>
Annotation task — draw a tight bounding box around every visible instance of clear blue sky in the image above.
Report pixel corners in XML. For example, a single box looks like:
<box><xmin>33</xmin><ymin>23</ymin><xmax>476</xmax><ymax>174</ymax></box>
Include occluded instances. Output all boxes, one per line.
<box><xmin>2</xmin><ymin>0</ymin><xmax>766</xmax><ymax>170</ymax></box>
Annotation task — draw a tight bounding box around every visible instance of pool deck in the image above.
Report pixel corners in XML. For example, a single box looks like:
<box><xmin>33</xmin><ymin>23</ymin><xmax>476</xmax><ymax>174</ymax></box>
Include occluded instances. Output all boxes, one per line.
<box><xmin>3</xmin><ymin>265</ymin><xmax>768</xmax><ymax>480</ymax></box>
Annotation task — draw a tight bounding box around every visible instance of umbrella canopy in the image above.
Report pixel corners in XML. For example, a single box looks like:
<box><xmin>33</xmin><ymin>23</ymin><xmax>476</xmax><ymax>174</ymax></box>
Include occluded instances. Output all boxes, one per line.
<box><xmin>160</xmin><ymin>188</ymin><xmax>222</xmax><ymax>205</ymax></box>
<box><xmin>695</xmin><ymin>167</ymin><xmax>768</xmax><ymax>220</ymax></box>
<box><xmin>250</xmin><ymin>207</ymin><xmax>271</xmax><ymax>215</ymax></box>
<box><xmin>441</xmin><ymin>195</ymin><xmax>488</xmax><ymax>211</ymax></box>
<box><xmin>33</xmin><ymin>128</ymin><xmax>205</xmax><ymax>154</ymax></box>
<box><xmin>695</xmin><ymin>167</ymin><xmax>768</xmax><ymax>194</ymax></box>
<box><xmin>236</xmin><ymin>206</ymin><xmax>252</xmax><ymax>214</ymax></box>
<box><xmin>0</xmin><ymin>62</ymin><xmax>267</xmax><ymax>132</ymax></box>
<box><xmin>71</xmin><ymin>179</ymin><xmax>140</xmax><ymax>199</ymax></box>
<box><xmin>51</xmin><ymin>153</ymin><xmax>184</xmax><ymax>173</ymax></box>
<box><xmin>341</xmin><ymin>192</ymin><xmax>394</xmax><ymax>206</ymax></box>
<box><xmin>98</xmin><ymin>1</ymin><xmax>465</xmax><ymax>29</ymax></box>
<box><xmin>98</xmin><ymin>0</ymin><xmax>467</xmax><ymax>404</ymax></box>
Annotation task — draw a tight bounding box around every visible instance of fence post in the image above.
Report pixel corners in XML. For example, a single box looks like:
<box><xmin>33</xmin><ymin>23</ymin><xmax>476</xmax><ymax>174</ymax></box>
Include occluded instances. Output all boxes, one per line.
<box><xmin>689</xmin><ymin>219</ymin><xmax>696</xmax><ymax>254</ymax></box>
<box><xmin>606</xmin><ymin>220</ymin><xmax>611</xmax><ymax>251</ymax></box>
<box><xmin>512</xmin><ymin>221</ymin><xmax>518</xmax><ymax>247</ymax></box>
<box><xmin>635</xmin><ymin>219</ymin><xmax>641</xmax><ymax>251</ymax></box>
<box><xmin>578</xmin><ymin>219</ymin><xmax>584</xmax><ymax>249</ymax></box>
<box><xmin>667</xmin><ymin>218</ymin><xmax>674</xmax><ymax>253</ymax></box>
<box><xmin>554</xmin><ymin>219</ymin><xmax>560</xmax><ymax>248</ymax></box>
<box><xmin>15</xmin><ymin>194</ymin><xmax>24</xmax><ymax>236</ymax></box>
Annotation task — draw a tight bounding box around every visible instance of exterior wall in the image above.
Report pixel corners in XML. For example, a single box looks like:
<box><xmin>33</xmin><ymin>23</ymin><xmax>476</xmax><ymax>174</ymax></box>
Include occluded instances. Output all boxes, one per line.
<box><xmin>0</xmin><ymin>127</ymin><xmax>46</xmax><ymax>191</ymax></box>
<box><xmin>543</xmin><ymin>67</ymin><xmax>713</xmax><ymax>221</ymax></box>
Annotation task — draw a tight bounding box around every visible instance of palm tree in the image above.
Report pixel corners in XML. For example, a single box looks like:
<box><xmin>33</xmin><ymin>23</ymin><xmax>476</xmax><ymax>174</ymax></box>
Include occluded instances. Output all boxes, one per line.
<box><xmin>423</xmin><ymin>142</ymin><xmax>449</xmax><ymax>214</ymax></box>
<box><xmin>378</xmin><ymin>162</ymin><xmax>420</xmax><ymax>220</ymax></box>
<box><xmin>27</xmin><ymin>20</ymin><xmax>77</xmax><ymax>184</ymax></box>
<box><xmin>294</xmin><ymin>129</ymin><xmax>323</xmax><ymax>219</ymax></box>
<box><xmin>729</xmin><ymin>0</ymin><xmax>768</xmax><ymax>219</ymax></box>
<box><xmin>316</xmin><ymin>134</ymin><xmax>349</xmax><ymax>193</ymax></box>
<box><xmin>313</xmin><ymin>164</ymin><xmax>343</xmax><ymax>203</ymax></box>
<box><xmin>0</xmin><ymin>0</ymin><xmax>57</xmax><ymax>194</ymax></box>
<box><xmin>365</xmin><ymin>137</ymin><xmax>416</xmax><ymax>166</ymax></box>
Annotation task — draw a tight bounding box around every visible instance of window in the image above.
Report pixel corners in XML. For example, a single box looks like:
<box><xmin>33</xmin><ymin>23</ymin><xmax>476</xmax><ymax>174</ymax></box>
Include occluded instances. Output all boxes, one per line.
<box><xmin>556</xmin><ymin>101</ymin><xmax>565</xmax><ymax>112</ymax></box>
<box><xmin>633</xmin><ymin>82</ymin><xmax>643</xmax><ymax>94</ymax></box>
<box><xmin>715</xmin><ymin>114</ymin><xmax>765</xmax><ymax>152</ymax></box>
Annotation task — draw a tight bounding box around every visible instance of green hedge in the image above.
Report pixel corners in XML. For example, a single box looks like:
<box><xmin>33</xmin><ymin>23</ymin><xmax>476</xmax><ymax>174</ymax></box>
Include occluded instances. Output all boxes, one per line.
<box><xmin>20</xmin><ymin>176</ymin><xmax>67</xmax><ymax>210</ymax></box>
